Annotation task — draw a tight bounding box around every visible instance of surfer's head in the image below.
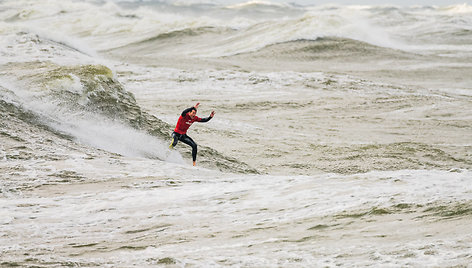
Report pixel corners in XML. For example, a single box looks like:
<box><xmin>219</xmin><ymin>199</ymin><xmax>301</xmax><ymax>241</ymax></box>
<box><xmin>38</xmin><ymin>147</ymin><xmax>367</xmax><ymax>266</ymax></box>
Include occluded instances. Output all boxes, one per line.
<box><xmin>188</xmin><ymin>107</ymin><xmax>197</xmax><ymax>118</ymax></box>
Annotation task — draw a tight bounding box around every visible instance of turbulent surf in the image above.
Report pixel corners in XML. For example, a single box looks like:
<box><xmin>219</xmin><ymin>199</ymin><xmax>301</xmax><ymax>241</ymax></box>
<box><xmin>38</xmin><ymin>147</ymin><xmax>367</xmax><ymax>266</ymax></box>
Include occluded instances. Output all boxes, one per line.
<box><xmin>1</xmin><ymin>0</ymin><xmax>471</xmax><ymax>267</ymax></box>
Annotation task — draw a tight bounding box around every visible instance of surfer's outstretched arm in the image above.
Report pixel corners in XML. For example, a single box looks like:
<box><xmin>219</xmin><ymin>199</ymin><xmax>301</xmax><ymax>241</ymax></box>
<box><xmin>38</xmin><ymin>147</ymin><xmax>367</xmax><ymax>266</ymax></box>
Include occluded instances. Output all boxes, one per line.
<box><xmin>199</xmin><ymin>111</ymin><xmax>215</xmax><ymax>122</ymax></box>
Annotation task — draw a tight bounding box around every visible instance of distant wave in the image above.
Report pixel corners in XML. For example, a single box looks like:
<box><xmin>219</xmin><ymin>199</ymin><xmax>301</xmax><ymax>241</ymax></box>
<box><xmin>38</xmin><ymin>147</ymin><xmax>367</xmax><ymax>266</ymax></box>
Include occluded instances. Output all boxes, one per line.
<box><xmin>143</xmin><ymin>26</ymin><xmax>225</xmax><ymax>41</ymax></box>
<box><xmin>225</xmin><ymin>37</ymin><xmax>422</xmax><ymax>61</ymax></box>
<box><xmin>114</xmin><ymin>26</ymin><xmax>234</xmax><ymax>50</ymax></box>
<box><xmin>106</xmin><ymin>3</ymin><xmax>472</xmax><ymax>57</ymax></box>
<box><xmin>440</xmin><ymin>3</ymin><xmax>472</xmax><ymax>14</ymax></box>
<box><xmin>225</xmin><ymin>0</ymin><xmax>299</xmax><ymax>11</ymax></box>
<box><xmin>2</xmin><ymin>0</ymin><xmax>471</xmax><ymax>56</ymax></box>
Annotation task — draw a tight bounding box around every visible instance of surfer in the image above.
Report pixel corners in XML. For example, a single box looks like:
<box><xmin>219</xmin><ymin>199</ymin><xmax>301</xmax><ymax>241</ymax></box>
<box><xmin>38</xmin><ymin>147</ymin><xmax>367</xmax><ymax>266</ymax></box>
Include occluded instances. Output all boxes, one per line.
<box><xmin>170</xmin><ymin>103</ymin><xmax>215</xmax><ymax>166</ymax></box>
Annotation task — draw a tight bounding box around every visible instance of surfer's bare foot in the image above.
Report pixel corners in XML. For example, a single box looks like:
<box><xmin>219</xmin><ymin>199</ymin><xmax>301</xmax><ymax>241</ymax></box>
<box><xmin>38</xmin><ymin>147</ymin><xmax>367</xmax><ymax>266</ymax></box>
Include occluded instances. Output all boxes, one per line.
<box><xmin>193</xmin><ymin>161</ymin><xmax>196</xmax><ymax>166</ymax></box>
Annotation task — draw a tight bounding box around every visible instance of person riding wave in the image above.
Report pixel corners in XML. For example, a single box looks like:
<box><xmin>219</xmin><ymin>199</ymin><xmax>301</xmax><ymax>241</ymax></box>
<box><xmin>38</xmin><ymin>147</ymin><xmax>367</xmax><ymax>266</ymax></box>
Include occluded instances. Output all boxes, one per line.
<box><xmin>170</xmin><ymin>102</ymin><xmax>215</xmax><ymax>166</ymax></box>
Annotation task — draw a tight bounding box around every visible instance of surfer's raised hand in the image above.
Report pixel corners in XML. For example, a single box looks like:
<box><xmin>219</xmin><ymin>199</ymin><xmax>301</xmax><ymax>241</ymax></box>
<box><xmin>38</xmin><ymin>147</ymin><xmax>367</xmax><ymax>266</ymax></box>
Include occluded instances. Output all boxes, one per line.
<box><xmin>194</xmin><ymin>102</ymin><xmax>200</xmax><ymax>109</ymax></box>
<box><xmin>210</xmin><ymin>111</ymin><xmax>215</xmax><ymax>118</ymax></box>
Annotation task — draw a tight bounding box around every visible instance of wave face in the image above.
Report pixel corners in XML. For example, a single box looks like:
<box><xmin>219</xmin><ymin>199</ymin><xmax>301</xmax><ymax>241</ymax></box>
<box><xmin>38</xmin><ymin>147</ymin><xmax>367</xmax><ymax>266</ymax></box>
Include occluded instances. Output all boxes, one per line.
<box><xmin>0</xmin><ymin>61</ymin><xmax>179</xmax><ymax>159</ymax></box>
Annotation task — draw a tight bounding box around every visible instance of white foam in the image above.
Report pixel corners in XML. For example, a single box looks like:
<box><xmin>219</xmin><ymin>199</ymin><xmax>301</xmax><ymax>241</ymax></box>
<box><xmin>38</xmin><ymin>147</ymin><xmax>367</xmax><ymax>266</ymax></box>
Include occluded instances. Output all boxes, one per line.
<box><xmin>29</xmin><ymin>26</ymin><xmax>99</xmax><ymax>58</ymax></box>
<box><xmin>48</xmin><ymin>115</ymin><xmax>183</xmax><ymax>163</ymax></box>
<box><xmin>1</xmin><ymin>2</ymin><xmax>472</xmax><ymax>266</ymax></box>
<box><xmin>226</xmin><ymin>0</ymin><xmax>289</xmax><ymax>9</ymax></box>
<box><xmin>0</xmin><ymin>77</ymin><xmax>184</xmax><ymax>164</ymax></box>
<box><xmin>441</xmin><ymin>3</ymin><xmax>472</xmax><ymax>14</ymax></box>
<box><xmin>2</xmin><ymin>166</ymin><xmax>471</xmax><ymax>266</ymax></box>
<box><xmin>2</xmin><ymin>0</ymin><xmax>471</xmax><ymax>57</ymax></box>
<box><xmin>0</xmin><ymin>145</ymin><xmax>6</xmax><ymax>161</ymax></box>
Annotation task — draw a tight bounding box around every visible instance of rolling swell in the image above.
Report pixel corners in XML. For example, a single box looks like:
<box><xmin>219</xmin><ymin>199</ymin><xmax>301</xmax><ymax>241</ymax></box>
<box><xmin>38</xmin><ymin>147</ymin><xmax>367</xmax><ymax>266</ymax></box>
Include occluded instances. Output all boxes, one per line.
<box><xmin>108</xmin><ymin>26</ymin><xmax>234</xmax><ymax>52</ymax></box>
<box><xmin>1</xmin><ymin>62</ymin><xmax>257</xmax><ymax>174</ymax></box>
<box><xmin>228</xmin><ymin>37</ymin><xmax>421</xmax><ymax>61</ymax></box>
<box><xmin>139</xmin><ymin>26</ymin><xmax>230</xmax><ymax>43</ymax></box>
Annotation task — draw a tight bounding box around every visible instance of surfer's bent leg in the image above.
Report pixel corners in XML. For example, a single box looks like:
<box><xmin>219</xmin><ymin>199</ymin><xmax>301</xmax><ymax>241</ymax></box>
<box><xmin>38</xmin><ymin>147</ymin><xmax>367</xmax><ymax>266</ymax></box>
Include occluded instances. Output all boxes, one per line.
<box><xmin>171</xmin><ymin>132</ymin><xmax>180</xmax><ymax>148</ymax></box>
<box><xmin>180</xmin><ymin>134</ymin><xmax>198</xmax><ymax>162</ymax></box>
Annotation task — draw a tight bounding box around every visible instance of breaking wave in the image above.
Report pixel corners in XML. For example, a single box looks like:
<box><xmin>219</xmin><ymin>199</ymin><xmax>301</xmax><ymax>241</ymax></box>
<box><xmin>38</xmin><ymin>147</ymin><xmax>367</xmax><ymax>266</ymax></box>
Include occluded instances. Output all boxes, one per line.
<box><xmin>0</xmin><ymin>60</ymin><xmax>257</xmax><ymax>173</ymax></box>
<box><xmin>3</xmin><ymin>0</ymin><xmax>471</xmax><ymax>57</ymax></box>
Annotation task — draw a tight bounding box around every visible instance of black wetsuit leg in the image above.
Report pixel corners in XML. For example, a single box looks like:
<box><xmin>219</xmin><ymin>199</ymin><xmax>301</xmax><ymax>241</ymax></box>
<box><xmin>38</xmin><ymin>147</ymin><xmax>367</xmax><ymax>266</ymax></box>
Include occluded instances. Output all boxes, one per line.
<box><xmin>180</xmin><ymin>135</ymin><xmax>198</xmax><ymax>162</ymax></box>
<box><xmin>171</xmin><ymin>132</ymin><xmax>198</xmax><ymax>161</ymax></box>
<box><xmin>171</xmin><ymin>132</ymin><xmax>181</xmax><ymax>147</ymax></box>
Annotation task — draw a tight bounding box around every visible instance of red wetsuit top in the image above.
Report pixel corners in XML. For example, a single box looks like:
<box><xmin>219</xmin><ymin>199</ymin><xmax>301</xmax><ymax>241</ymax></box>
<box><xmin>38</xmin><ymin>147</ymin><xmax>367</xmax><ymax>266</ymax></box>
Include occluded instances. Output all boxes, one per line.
<box><xmin>174</xmin><ymin>114</ymin><xmax>202</xmax><ymax>134</ymax></box>
<box><xmin>174</xmin><ymin>107</ymin><xmax>212</xmax><ymax>135</ymax></box>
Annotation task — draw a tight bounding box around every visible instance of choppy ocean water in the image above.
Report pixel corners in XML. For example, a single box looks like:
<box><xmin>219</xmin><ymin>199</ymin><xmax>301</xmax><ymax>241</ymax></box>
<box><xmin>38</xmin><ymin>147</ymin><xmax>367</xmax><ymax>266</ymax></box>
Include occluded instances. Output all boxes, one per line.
<box><xmin>1</xmin><ymin>0</ymin><xmax>471</xmax><ymax>266</ymax></box>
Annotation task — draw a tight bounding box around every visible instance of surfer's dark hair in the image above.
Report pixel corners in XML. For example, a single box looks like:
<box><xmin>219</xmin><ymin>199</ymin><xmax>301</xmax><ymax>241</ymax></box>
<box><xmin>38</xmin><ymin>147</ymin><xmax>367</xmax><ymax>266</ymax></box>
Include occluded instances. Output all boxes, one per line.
<box><xmin>181</xmin><ymin>106</ymin><xmax>197</xmax><ymax>117</ymax></box>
